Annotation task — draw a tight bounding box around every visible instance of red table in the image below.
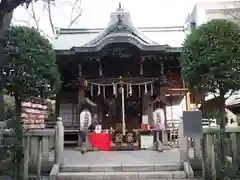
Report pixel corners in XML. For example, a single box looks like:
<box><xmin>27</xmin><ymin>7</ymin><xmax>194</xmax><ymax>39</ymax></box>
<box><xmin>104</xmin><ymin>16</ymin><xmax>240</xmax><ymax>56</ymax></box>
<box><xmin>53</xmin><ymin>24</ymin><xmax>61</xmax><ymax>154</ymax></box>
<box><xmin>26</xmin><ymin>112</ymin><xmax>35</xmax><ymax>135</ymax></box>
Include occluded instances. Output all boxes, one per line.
<box><xmin>88</xmin><ymin>133</ymin><xmax>110</xmax><ymax>151</ymax></box>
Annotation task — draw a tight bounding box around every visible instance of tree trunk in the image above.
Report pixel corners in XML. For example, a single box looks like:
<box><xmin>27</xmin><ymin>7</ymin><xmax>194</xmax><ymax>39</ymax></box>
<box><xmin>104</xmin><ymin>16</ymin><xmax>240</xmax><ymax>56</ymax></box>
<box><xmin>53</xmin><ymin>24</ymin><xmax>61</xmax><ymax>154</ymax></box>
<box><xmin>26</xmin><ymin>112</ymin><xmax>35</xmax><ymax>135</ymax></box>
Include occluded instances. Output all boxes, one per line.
<box><xmin>0</xmin><ymin>11</ymin><xmax>13</xmax><ymax>121</ymax></box>
<box><xmin>219</xmin><ymin>90</ymin><xmax>226</xmax><ymax>179</ymax></box>
<box><xmin>0</xmin><ymin>17</ymin><xmax>4</xmax><ymax>122</ymax></box>
<box><xmin>14</xmin><ymin>93</ymin><xmax>23</xmax><ymax>180</ymax></box>
<box><xmin>0</xmin><ymin>90</ymin><xmax>4</xmax><ymax>121</ymax></box>
<box><xmin>14</xmin><ymin>93</ymin><xmax>22</xmax><ymax>132</ymax></box>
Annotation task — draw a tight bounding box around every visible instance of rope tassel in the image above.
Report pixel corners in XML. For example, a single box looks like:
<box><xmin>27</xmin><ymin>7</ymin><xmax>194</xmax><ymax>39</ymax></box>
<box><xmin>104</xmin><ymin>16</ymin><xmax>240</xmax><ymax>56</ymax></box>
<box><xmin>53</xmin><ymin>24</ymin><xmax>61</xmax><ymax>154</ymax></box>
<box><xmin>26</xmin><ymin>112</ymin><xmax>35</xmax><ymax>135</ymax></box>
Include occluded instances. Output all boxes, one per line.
<box><xmin>138</xmin><ymin>85</ymin><xmax>141</xmax><ymax>97</ymax></box>
<box><xmin>103</xmin><ymin>86</ymin><xmax>106</xmax><ymax>99</ymax></box>
<box><xmin>113</xmin><ymin>83</ymin><xmax>117</xmax><ymax>97</ymax></box>
<box><xmin>150</xmin><ymin>83</ymin><xmax>153</xmax><ymax>96</ymax></box>
<box><xmin>144</xmin><ymin>83</ymin><xmax>147</xmax><ymax>95</ymax></box>
<box><xmin>129</xmin><ymin>84</ymin><xmax>132</xmax><ymax>96</ymax></box>
<box><xmin>98</xmin><ymin>85</ymin><xmax>101</xmax><ymax>96</ymax></box>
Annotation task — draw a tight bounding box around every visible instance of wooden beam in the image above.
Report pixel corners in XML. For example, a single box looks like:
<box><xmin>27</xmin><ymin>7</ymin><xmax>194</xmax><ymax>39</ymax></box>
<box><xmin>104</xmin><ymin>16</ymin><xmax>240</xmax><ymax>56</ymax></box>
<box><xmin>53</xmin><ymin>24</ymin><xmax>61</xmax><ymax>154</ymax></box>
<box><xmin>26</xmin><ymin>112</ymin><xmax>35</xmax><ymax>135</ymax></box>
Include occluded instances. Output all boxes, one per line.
<box><xmin>165</xmin><ymin>93</ymin><xmax>185</xmax><ymax>96</ymax></box>
<box><xmin>186</xmin><ymin>92</ymin><xmax>191</xmax><ymax>111</ymax></box>
<box><xmin>167</xmin><ymin>88</ymin><xmax>188</xmax><ymax>91</ymax></box>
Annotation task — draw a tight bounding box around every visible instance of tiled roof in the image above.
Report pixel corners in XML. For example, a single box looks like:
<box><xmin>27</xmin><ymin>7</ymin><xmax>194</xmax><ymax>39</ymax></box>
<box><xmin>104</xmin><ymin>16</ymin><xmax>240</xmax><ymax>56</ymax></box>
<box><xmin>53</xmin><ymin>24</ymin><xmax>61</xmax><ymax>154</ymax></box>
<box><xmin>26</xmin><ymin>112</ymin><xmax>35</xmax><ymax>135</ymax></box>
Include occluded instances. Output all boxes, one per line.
<box><xmin>52</xmin><ymin>5</ymin><xmax>184</xmax><ymax>51</ymax></box>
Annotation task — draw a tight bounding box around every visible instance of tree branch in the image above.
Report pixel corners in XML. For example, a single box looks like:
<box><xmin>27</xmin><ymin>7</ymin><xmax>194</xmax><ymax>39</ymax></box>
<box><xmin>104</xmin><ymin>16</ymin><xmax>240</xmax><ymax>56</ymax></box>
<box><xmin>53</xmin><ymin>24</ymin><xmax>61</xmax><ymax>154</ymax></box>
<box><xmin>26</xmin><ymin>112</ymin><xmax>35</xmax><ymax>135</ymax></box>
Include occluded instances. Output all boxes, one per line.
<box><xmin>68</xmin><ymin>0</ymin><xmax>82</xmax><ymax>28</ymax></box>
<box><xmin>0</xmin><ymin>0</ymin><xmax>27</xmax><ymax>15</ymax></box>
<box><xmin>46</xmin><ymin>0</ymin><xmax>54</xmax><ymax>34</ymax></box>
<box><xmin>30</xmin><ymin>2</ymin><xmax>39</xmax><ymax>30</ymax></box>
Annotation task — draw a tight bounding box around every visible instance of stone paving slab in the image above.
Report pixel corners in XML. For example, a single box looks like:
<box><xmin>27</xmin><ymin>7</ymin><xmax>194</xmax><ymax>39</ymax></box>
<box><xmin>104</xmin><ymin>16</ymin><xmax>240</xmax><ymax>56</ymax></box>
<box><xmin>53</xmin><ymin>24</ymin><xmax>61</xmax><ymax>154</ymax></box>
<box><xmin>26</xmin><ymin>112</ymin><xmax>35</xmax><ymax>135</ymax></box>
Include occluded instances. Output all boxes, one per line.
<box><xmin>57</xmin><ymin>171</ymin><xmax>187</xmax><ymax>180</ymax></box>
<box><xmin>50</xmin><ymin>148</ymin><xmax>182</xmax><ymax>165</ymax></box>
<box><xmin>60</xmin><ymin>163</ymin><xmax>182</xmax><ymax>172</ymax></box>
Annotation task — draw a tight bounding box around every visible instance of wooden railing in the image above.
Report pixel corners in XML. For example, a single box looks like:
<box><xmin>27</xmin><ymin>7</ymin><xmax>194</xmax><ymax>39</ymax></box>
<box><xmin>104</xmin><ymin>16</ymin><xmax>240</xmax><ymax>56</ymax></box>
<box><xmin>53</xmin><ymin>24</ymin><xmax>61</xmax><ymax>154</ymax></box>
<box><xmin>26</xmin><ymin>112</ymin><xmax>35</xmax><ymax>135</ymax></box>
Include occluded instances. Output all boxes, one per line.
<box><xmin>23</xmin><ymin>117</ymin><xmax>64</xmax><ymax>179</ymax></box>
<box><xmin>0</xmin><ymin>117</ymin><xmax>64</xmax><ymax>180</ymax></box>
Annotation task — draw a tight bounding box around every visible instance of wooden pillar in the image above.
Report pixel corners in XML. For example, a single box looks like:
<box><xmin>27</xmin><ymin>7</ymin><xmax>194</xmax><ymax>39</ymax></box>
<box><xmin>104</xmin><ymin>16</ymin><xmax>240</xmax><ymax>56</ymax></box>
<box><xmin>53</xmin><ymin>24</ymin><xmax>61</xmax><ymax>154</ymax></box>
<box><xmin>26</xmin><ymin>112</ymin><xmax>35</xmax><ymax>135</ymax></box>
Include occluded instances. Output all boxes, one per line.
<box><xmin>159</xmin><ymin>86</ymin><xmax>167</xmax><ymax>103</ymax></box>
<box><xmin>77</xmin><ymin>64</ymin><xmax>85</xmax><ymax>147</ymax></box>
<box><xmin>97</xmin><ymin>57</ymin><xmax>103</xmax><ymax>76</ymax></box>
<box><xmin>185</xmin><ymin>92</ymin><xmax>191</xmax><ymax>111</ymax></box>
<box><xmin>160</xmin><ymin>61</ymin><xmax>164</xmax><ymax>75</ymax></box>
<box><xmin>158</xmin><ymin>86</ymin><xmax>168</xmax><ymax>146</ymax></box>
<box><xmin>140</xmin><ymin>57</ymin><xmax>144</xmax><ymax>75</ymax></box>
<box><xmin>55</xmin><ymin>92</ymin><xmax>60</xmax><ymax>119</ymax></box>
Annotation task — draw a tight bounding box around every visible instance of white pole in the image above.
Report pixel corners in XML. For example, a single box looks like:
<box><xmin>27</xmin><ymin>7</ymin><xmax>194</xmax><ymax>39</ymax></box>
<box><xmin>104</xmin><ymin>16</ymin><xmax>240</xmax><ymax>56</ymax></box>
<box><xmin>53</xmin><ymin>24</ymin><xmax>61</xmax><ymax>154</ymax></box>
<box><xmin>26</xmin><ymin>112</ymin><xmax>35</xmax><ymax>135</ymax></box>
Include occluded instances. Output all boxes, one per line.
<box><xmin>121</xmin><ymin>85</ymin><xmax>126</xmax><ymax>135</ymax></box>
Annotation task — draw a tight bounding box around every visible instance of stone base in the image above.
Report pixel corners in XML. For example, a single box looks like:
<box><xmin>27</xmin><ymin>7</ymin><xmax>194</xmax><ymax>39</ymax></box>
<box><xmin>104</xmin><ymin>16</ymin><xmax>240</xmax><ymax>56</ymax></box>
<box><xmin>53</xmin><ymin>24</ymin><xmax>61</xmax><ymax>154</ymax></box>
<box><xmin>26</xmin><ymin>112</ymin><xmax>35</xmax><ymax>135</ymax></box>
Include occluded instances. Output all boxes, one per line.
<box><xmin>74</xmin><ymin>141</ymin><xmax>99</xmax><ymax>154</ymax></box>
<box><xmin>51</xmin><ymin>163</ymin><xmax>187</xmax><ymax>180</ymax></box>
<box><xmin>154</xmin><ymin>141</ymin><xmax>171</xmax><ymax>152</ymax></box>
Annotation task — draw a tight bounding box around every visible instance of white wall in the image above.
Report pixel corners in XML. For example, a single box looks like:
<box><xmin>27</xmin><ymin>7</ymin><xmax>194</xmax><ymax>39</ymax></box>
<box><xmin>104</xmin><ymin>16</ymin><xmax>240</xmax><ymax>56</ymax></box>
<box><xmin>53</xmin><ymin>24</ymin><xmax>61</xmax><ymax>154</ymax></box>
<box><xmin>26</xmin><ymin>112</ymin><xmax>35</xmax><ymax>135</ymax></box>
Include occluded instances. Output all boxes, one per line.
<box><xmin>166</xmin><ymin>96</ymin><xmax>185</xmax><ymax>128</ymax></box>
<box><xmin>185</xmin><ymin>1</ymin><xmax>240</xmax><ymax>29</ymax></box>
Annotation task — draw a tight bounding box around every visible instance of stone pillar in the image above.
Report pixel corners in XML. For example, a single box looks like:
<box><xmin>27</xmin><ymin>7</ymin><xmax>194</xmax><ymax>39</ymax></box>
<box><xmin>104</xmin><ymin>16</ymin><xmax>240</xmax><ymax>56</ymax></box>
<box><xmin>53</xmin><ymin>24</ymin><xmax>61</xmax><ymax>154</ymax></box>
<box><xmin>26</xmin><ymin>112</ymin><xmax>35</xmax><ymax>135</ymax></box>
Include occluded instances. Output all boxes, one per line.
<box><xmin>55</xmin><ymin>117</ymin><xmax>64</xmax><ymax>165</ymax></box>
<box><xmin>193</xmin><ymin>138</ymin><xmax>202</xmax><ymax>158</ymax></box>
<box><xmin>23</xmin><ymin>136</ymin><xmax>30</xmax><ymax>180</ymax></box>
<box><xmin>179</xmin><ymin>123</ymin><xmax>188</xmax><ymax>162</ymax></box>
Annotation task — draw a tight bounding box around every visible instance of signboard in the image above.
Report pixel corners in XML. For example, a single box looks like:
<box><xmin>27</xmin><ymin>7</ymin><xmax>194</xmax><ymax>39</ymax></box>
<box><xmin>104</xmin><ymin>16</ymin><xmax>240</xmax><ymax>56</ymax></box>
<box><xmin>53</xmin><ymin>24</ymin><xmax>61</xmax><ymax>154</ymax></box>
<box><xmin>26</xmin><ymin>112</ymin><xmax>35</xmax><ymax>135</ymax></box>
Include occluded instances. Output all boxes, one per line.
<box><xmin>142</xmin><ymin>115</ymin><xmax>148</xmax><ymax>124</ymax></box>
<box><xmin>182</xmin><ymin>111</ymin><xmax>203</xmax><ymax>138</ymax></box>
<box><xmin>21</xmin><ymin>98</ymin><xmax>49</xmax><ymax>130</ymax></box>
<box><xmin>111</xmin><ymin>131</ymin><xmax>137</xmax><ymax>144</ymax></box>
<box><xmin>95</xmin><ymin>125</ymin><xmax>102</xmax><ymax>133</ymax></box>
<box><xmin>140</xmin><ymin>135</ymin><xmax>154</xmax><ymax>149</ymax></box>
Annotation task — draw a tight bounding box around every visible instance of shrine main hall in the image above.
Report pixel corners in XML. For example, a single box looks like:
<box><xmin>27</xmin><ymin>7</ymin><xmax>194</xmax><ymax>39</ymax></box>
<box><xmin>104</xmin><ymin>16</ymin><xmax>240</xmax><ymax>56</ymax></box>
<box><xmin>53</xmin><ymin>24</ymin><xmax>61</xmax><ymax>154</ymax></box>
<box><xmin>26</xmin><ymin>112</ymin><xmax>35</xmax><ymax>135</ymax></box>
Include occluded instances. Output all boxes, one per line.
<box><xmin>52</xmin><ymin>4</ymin><xmax>189</xmax><ymax>150</ymax></box>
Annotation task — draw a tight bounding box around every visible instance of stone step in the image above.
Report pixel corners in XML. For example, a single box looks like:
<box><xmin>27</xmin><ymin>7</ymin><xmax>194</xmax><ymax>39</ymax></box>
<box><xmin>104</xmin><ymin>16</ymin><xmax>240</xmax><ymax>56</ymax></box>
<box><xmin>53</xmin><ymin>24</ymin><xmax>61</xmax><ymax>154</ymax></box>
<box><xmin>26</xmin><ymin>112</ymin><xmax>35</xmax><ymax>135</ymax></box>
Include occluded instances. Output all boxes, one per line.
<box><xmin>57</xmin><ymin>171</ymin><xmax>187</xmax><ymax>180</ymax></box>
<box><xmin>60</xmin><ymin>163</ymin><xmax>183</xmax><ymax>172</ymax></box>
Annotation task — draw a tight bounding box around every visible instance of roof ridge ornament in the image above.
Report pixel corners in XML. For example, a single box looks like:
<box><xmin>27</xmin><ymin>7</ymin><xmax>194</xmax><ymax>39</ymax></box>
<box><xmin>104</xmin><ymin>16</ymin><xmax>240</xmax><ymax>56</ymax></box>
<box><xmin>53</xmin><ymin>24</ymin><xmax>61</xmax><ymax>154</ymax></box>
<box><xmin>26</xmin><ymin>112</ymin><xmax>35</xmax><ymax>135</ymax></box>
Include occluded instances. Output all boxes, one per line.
<box><xmin>81</xmin><ymin>3</ymin><xmax>160</xmax><ymax>47</ymax></box>
<box><xmin>115</xmin><ymin>2</ymin><xmax>126</xmax><ymax>23</ymax></box>
<box><xmin>118</xmin><ymin>1</ymin><xmax>122</xmax><ymax>9</ymax></box>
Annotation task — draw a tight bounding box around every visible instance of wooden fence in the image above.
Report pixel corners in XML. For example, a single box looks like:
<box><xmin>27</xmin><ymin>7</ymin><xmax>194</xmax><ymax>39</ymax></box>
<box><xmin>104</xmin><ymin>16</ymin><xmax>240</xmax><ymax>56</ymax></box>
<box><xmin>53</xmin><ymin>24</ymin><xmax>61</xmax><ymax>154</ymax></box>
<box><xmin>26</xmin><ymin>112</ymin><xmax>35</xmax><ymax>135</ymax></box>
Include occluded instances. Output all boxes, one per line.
<box><xmin>0</xmin><ymin>117</ymin><xmax>64</xmax><ymax>180</ymax></box>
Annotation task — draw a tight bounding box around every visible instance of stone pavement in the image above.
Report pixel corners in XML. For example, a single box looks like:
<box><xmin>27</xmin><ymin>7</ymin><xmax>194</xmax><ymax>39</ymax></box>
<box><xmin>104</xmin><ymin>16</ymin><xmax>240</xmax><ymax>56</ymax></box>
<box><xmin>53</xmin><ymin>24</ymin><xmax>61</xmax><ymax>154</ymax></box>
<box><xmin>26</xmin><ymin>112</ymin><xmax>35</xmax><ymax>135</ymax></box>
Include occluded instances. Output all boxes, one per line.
<box><xmin>50</xmin><ymin>148</ymin><xmax>184</xmax><ymax>165</ymax></box>
<box><xmin>49</xmin><ymin>148</ymin><xmax>198</xmax><ymax>179</ymax></box>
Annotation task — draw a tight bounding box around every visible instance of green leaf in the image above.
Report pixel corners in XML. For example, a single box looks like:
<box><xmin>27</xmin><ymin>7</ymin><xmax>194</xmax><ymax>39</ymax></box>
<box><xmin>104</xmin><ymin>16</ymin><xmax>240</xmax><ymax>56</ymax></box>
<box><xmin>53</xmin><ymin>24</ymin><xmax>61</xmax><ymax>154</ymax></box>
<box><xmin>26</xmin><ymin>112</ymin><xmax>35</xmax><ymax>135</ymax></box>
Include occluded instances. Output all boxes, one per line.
<box><xmin>181</xmin><ymin>19</ymin><xmax>240</xmax><ymax>95</ymax></box>
<box><xmin>0</xmin><ymin>25</ymin><xmax>60</xmax><ymax>98</ymax></box>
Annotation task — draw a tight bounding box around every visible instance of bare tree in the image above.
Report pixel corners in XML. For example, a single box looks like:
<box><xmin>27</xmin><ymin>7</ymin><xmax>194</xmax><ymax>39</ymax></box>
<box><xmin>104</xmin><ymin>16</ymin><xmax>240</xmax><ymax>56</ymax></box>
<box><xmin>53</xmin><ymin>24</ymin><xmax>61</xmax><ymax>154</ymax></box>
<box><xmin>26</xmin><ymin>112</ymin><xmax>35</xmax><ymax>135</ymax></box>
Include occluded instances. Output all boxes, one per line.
<box><xmin>0</xmin><ymin>0</ymin><xmax>43</xmax><ymax>28</ymax></box>
<box><xmin>12</xmin><ymin>0</ymin><xmax>82</xmax><ymax>37</ymax></box>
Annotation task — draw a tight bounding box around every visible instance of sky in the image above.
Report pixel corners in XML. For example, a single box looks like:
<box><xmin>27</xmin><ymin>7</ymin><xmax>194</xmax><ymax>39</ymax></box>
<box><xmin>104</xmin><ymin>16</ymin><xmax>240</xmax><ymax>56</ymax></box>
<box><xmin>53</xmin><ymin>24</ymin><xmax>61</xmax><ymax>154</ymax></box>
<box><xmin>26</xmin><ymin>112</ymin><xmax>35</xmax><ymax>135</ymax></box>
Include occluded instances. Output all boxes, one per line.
<box><xmin>12</xmin><ymin>0</ymin><xmax>231</xmax><ymax>46</ymax></box>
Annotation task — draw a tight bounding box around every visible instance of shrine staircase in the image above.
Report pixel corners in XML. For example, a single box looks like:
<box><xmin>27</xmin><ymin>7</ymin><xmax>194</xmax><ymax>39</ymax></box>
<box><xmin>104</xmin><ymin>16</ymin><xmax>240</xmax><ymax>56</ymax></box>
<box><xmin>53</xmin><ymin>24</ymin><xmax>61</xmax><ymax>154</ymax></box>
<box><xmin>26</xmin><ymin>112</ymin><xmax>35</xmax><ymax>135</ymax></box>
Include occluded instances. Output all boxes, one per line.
<box><xmin>50</xmin><ymin>163</ymin><xmax>189</xmax><ymax>179</ymax></box>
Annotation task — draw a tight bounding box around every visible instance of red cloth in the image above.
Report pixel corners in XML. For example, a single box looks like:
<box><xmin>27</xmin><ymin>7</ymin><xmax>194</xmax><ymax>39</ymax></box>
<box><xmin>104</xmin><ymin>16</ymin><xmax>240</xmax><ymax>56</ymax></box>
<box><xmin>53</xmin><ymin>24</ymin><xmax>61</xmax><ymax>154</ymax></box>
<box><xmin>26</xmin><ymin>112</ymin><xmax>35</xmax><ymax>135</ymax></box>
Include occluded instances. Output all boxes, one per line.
<box><xmin>88</xmin><ymin>133</ymin><xmax>110</xmax><ymax>151</ymax></box>
<box><xmin>141</xmin><ymin>123</ymin><xmax>150</xmax><ymax>130</ymax></box>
